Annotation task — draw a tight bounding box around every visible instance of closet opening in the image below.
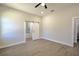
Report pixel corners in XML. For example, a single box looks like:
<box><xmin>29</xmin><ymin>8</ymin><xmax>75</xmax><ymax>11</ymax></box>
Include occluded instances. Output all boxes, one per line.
<box><xmin>25</xmin><ymin>21</ymin><xmax>40</xmax><ymax>41</ymax></box>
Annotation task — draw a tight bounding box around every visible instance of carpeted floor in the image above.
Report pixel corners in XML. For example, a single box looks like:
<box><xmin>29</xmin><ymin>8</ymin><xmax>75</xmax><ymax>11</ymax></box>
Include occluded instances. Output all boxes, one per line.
<box><xmin>0</xmin><ymin>39</ymin><xmax>79</xmax><ymax>56</ymax></box>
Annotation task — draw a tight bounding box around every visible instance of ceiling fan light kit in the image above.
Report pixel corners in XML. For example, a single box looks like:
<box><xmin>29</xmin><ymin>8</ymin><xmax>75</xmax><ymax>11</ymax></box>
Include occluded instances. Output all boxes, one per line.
<box><xmin>41</xmin><ymin>3</ymin><xmax>45</xmax><ymax>6</ymax></box>
<box><xmin>35</xmin><ymin>3</ymin><xmax>47</xmax><ymax>9</ymax></box>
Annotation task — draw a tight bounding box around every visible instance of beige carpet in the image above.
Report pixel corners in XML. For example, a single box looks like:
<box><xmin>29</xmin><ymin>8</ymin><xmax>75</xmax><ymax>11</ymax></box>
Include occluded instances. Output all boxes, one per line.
<box><xmin>0</xmin><ymin>39</ymin><xmax>79</xmax><ymax>56</ymax></box>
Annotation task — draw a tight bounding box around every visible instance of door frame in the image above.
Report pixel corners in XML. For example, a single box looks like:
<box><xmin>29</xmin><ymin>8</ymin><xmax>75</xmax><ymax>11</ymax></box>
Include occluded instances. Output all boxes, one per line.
<box><xmin>72</xmin><ymin>16</ymin><xmax>79</xmax><ymax>47</ymax></box>
<box><xmin>24</xmin><ymin>21</ymin><xmax>27</xmax><ymax>42</ymax></box>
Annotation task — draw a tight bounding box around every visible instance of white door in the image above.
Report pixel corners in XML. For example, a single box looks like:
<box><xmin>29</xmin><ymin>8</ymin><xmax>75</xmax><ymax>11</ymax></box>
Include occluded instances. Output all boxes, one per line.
<box><xmin>32</xmin><ymin>23</ymin><xmax>39</xmax><ymax>40</ymax></box>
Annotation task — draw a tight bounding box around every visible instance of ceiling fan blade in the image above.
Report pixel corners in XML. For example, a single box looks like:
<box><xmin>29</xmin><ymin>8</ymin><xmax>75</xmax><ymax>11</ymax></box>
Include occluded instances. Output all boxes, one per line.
<box><xmin>45</xmin><ymin>4</ymin><xmax>47</xmax><ymax>9</ymax></box>
<box><xmin>35</xmin><ymin>3</ymin><xmax>41</xmax><ymax>8</ymax></box>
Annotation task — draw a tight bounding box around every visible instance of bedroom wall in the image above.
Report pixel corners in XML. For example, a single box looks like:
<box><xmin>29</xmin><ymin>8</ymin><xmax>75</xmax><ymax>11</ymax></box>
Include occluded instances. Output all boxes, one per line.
<box><xmin>42</xmin><ymin>5</ymin><xmax>79</xmax><ymax>47</ymax></box>
<box><xmin>0</xmin><ymin>5</ymin><xmax>42</xmax><ymax>47</ymax></box>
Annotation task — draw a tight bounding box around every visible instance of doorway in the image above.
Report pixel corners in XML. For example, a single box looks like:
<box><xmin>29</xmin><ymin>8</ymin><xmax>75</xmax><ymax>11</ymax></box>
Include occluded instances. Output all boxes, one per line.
<box><xmin>25</xmin><ymin>21</ymin><xmax>40</xmax><ymax>41</ymax></box>
<box><xmin>72</xmin><ymin>17</ymin><xmax>79</xmax><ymax>47</ymax></box>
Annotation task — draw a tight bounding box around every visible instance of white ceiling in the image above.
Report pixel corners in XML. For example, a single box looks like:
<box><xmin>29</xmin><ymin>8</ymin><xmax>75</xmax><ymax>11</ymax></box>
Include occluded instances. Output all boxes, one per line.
<box><xmin>3</xmin><ymin>3</ymin><xmax>79</xmax><ymax>16</ymax></box>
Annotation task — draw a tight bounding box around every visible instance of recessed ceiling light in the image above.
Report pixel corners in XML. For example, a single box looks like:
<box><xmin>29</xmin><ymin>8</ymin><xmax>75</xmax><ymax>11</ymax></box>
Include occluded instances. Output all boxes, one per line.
<box><xmin>41</xmin><ymin>11</ymin><xmax>44</xmax><ymax>14</ymax></box>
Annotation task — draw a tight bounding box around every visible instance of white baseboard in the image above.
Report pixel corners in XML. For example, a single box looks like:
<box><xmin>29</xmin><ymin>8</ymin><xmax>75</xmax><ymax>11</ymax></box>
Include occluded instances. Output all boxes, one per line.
<box><xmin>0</xmin><ymin>41</ymin><xmax>26</xmax><ymax>49</ymax></box>
<box><xmin>41</xmin><ymin>37</ymin><xmax>73</xmax><ymax>47</ymax></box>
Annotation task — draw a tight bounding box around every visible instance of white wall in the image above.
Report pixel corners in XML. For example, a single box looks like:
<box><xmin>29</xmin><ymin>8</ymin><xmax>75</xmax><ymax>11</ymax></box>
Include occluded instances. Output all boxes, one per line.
<box><xmin>0</xmin><ymin>5</ymin><xmax>41</xmax><ymax>47</ymax></box>
<box><xmin>42</xmin><ymin>5</ymin><xmax>79</xmax><ymax>47</ymax></box>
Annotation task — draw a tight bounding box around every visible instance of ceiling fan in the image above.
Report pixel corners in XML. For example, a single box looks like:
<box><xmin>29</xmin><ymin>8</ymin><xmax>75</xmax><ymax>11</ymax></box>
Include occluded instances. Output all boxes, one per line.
<box><xmin>35</xmin><ymin>3</ymin><xmax>47</xmax><ymax>9</ymax></box>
